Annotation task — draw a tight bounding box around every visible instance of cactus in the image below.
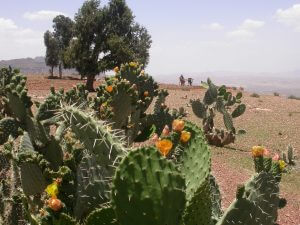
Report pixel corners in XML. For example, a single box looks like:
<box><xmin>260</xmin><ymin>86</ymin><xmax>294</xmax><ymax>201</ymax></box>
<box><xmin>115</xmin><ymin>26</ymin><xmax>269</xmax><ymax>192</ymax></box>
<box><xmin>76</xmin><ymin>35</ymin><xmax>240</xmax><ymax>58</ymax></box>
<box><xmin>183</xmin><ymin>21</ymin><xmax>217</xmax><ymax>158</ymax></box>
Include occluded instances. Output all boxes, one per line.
<box><xmin>0</xmin><ymin>66</ymin><xmax>286</xmax><ymax>225</ymax></box>
<box><xmin>191</xmin><ymin>78</ymin><xmax>246</xmax><ymax>147</ymax></box>
<box><xmin>281</xmin><ymin>145</ymin><xmax>295</xmax><ymax>165</ymax></box>
<box><xmin>0</xmin><ymin>117</ymin><xmax>21</xmax><ymax>144</ymax></box>
<box><xmin>111</xmin><ymin>147</ymin><xmax>186</xmax><ymax>225</ymax></box>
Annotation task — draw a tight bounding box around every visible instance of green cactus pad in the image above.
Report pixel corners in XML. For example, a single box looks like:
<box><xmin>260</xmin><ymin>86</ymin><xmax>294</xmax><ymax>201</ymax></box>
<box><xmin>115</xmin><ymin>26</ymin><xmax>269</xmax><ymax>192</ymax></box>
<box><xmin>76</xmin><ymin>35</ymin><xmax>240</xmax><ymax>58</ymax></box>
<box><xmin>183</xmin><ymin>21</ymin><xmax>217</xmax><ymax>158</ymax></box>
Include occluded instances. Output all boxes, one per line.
<box><xmin>62</xmin><ymin>106</ymin><xmax>126</xmax><ymax>179</ymax></box>
<box><xmin>41</xmin><ymin>138</ymin><xmax>63</xmax><ymax>171</ymax></box>
<box><xmin>74</xmin><ymin>153</ymin><xmax>110</xmax><ymax>219</ymax></box>
<box><xmin>85</xmin><ymin>206</ymin><xmax>118</xmax><ymax>225</ymax></box>
<box><xmin>52</xmin><ymin>213</ymin><xmax>79</xmax><ymax>225</ymax></box>
<box><xmin>25</xmin><ymin>116</ymin><xmax>50</xmax><ymax>148</ymax></box>
<box><xmin>218</xmin><ymin>172</ymin><xmax>280</xmax><ymax>225</ymax></box>
<box><xmin>109</xmin><ymin>80</ymin><xmax>137</xmax><ymax>129</ymax></box>
<box><xmin>222</xmin><ymin>111</ymin><xmax>234</xmax><ymax>132</ymax></box>
<box><xmin>181</xmin><ymin>121</ymin><xmax>212</xmax><ymax>225</ymax></box>
<box><xmin>203</xmin><ymin>78</ymin><xmax>218</xmax><ymax>105</ymax></box>
<box><xmin>0</xmin><ymin>117</ymin><xmax>20</xmax><ymax>144</ymax></box>
<box><xmin>231</xmin><ymin>104</ymin><xmax>246</xmax><ymax>118</ymax></box>
<box><xmin>209</xmin><ymin>174</ymin><xmax>223</xmax><ymax>222</ymax></box>
<box><xmin>20</xmin><ymin>162</ymin><xmax>46</xmax><ymax>196</ymax></box>
<box><xmin>111</xmin><ymin>147</ymin><xmax>186</xmax><ymax>225</ymax></box>
<box><xmin>190</xmin><ymin>99</ymin><xmax>207</xmax><ymax>119</ymax></box>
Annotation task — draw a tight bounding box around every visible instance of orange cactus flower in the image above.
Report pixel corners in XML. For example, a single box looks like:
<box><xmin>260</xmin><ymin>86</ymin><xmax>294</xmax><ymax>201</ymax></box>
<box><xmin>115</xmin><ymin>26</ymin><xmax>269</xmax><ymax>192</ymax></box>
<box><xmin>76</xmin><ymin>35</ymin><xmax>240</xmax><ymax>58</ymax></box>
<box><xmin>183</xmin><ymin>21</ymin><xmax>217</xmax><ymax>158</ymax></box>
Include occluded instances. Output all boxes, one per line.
<box><xmin>144</xmin><ymin>91</ymin><xmax>149</xmax><ymax>97</ymax></box>
<box><xmin>251</xmin><ymin>146</ymin><xmax>265</xmax><ymax>157</ymax></box>
<box><xmin>48</xmin><ymin>197</ymin><xmax>63</xmax><ymax>211</ymax></box>
<box><xmin>156</xmin><ymin>139</ymin><xmax>173</xmax><ymax>156</ymax></box>
<box><xmin>106</xmin><ymin>85</ymin><xmax>113</xmax><ymax>93</ymax></box>
<box><xmin>180</xmin><ymin>131</ymin><xmax>191</xmax><ymax>143</ymax></box>
<box><xmin>114</xmin><ymin>66</ymin><xmax>119</xmax><ymax>73</ymax></box>
<box><xmin>172</xmin><ymin>120</ymin><xmax>185</xmax><ymax>132</ymax></box>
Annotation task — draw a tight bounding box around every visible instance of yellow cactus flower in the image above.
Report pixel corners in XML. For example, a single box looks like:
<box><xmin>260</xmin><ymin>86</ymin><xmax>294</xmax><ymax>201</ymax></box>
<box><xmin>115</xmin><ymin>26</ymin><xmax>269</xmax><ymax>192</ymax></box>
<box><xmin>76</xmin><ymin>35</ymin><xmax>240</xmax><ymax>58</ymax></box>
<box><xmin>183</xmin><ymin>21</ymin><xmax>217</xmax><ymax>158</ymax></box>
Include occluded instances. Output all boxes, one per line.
<box><xmin>129</xmin><ymin>62</ymin><xmax>138</xmax><ymax>68</ymax></box>
<box><xmin>180</xmin><ymin>131</ymin><xmax>191</xmax><ymax>143</ymax></box>
<box><xmin>251</xmin><ymin>146</ymin><xmax>265</xmax><ymax>158</ymax></box>
<box><xmin>45</xmin><ymin>181</ymin><xmax>59</xmax><ymax>198</ymax></box>
<box><xmin>114</xmin><ymin>66</ymin><xmax>119</xmax><ymax>73</ymax></box>
<box><xmin>278</xmin><ymin>160</ymin><xmax>286</xmax><ymax>171</ymax></box>
<box><xmin>140</xmin><ymin>70</ymin><xmax>145</xmax><ymax>76</ymax></box>
<box><xmin>106</xmin><ymin>85</ymin><xmax>113</xmax><ymax>93</ymax></box>
<box><xmin>156</xmin><ymin>139</ymin><xmax>173</xmax><ymax>156</ymax></box>
<box><xmin>172</xmin><ymin>119</ymin><xmax>185</xmax><ymax>132</ymax></box>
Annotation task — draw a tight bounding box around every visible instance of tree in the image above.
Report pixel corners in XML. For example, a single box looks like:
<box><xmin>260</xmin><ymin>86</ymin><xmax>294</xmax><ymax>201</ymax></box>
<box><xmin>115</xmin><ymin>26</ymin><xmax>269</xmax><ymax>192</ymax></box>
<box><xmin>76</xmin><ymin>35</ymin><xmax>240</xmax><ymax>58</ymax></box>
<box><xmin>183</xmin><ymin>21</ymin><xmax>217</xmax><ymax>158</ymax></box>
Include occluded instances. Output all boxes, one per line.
<box><xmin>100</xmin><ymin>0</ymin><xmax>152</xmax><ymax>69</ymax></box>
<box><xmin>65</xmin><ymin>0</ymin><xmax>105</xmax><ymax>91</ymax></box>
<box><xmin>44</xmin><ymin>31</ymin><xmax>59</xmax><ymax>77</ymax></box>
<box><xmin>52</xmin><ymin>15</ymin><xmax>74</xmax><ymax>78</ymax></box>
<box><xmin>65</xmin><ymin>0</ymin><xmax>152</xmax><ymax>91</ymax></box>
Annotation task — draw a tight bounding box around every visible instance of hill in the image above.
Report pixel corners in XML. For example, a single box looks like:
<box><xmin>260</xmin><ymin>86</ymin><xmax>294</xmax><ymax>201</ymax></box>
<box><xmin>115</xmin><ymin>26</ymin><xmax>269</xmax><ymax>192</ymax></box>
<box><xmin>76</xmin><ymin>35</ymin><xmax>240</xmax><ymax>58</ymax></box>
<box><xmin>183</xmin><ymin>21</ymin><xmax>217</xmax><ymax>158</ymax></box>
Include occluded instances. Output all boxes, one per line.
<box><xmin>0</xmin><ymin>57</ymin><xmax>77</xmax><ymax>75</ymax></box>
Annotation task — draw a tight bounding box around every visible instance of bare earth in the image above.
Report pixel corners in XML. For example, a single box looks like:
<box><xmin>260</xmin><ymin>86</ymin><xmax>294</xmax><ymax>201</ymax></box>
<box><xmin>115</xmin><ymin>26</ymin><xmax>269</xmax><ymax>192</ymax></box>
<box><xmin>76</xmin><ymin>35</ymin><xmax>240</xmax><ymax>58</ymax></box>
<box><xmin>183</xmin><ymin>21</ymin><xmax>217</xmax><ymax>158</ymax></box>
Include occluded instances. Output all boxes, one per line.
<box><xmin>27</xmin><ymin>75</ymin><xmax>300</xmax><ymax>225</ymax></box>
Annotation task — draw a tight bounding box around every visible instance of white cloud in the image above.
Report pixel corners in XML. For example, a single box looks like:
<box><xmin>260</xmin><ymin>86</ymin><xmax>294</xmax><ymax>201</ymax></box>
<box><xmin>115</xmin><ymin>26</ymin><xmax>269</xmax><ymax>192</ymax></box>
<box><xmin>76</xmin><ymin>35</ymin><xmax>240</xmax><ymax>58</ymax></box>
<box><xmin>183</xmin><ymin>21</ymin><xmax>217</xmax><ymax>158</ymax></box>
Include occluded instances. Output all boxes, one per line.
<box><xmin>202</xmin><ymin>22</ymin><xmax>224</xmax><ymax>31</ymax></box>
<box><xmin>227</xmin><ymin>29</ymin><xmax>255</xmax><ymax>39</ymax></box>
<box><xmin>227</xmin><ymin>19</ymin><xmax>265</xmax><ymax>39</ymax></box>
<box><xmin>276</xmin><ymin>4</ymin><xmax>300</xmax><ymax>32</ymax></box>
<box><xmin>239</xmin><ymin>19</ymin><xmax>265</xmax><ymax>30</ymax></box>
<box><xmin>23</xmin><ymin>10</ymin><xmax>67</xmax><ymax>21</ymax></box>
<box><xmin>0</xmin><ymin>17</ymin><xmax>44</xmax><ymax>59</ymax></box>
<box><xmin>0</xmin><ymin>18</ymin><xmax>17</xmax><ymax>29</ymax></box>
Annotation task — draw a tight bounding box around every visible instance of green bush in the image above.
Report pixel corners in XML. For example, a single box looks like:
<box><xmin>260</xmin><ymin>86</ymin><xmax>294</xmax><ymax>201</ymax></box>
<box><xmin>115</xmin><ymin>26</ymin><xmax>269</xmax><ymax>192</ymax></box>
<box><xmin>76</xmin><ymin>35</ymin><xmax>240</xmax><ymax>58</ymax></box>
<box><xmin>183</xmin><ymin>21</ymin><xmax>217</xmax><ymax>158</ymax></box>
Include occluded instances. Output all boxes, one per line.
<box><xmin>250</xmin><ymin>93</ymin><xmax>260</xmax><ymax>98</ymax></box>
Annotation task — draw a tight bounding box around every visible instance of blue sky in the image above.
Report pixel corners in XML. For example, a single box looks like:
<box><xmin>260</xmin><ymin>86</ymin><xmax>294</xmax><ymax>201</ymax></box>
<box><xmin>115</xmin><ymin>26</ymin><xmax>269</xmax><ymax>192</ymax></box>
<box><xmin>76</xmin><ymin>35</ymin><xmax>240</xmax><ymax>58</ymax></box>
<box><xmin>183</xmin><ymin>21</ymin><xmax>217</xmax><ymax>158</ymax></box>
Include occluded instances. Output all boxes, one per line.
<box><xmin>0</xmin><ymin>0</ymin><xmax>300</xmax><ymax>75</ymax></box>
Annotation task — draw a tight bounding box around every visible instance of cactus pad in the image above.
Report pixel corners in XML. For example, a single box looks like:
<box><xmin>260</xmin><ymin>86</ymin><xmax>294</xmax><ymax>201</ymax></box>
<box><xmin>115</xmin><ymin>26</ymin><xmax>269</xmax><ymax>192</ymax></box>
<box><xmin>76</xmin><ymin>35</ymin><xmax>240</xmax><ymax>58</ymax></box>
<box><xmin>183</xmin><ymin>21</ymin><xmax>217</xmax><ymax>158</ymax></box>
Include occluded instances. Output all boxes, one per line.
<box><xmin>111</xmin><ymin>147</ymin><xmax>186</xmax><ymax>225</ymax></box>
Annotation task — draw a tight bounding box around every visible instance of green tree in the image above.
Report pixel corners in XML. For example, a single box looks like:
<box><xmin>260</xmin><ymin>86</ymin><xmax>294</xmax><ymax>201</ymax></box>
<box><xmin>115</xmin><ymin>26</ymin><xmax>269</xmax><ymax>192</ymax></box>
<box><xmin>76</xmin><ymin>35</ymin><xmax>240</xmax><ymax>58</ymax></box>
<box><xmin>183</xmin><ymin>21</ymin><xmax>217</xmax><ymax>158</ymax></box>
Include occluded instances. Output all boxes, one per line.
<box><xmin>100</xmin><ymin>0</ymin><xmax>152</xmax><ymax>70</ymax></box>
<box><xmin>44</xmin><ymin>31</ymin><xmax>59</xmax><ymax>78</ymax></box>
<box><xmin>52</xmin><ymin>15</ymin><xmax>75</xmax><ymax>78</ymax></box>
<box><xmin>65</xmin><ymin>0</ymin><xmax>152</xmax><ymax>91</ymax></box>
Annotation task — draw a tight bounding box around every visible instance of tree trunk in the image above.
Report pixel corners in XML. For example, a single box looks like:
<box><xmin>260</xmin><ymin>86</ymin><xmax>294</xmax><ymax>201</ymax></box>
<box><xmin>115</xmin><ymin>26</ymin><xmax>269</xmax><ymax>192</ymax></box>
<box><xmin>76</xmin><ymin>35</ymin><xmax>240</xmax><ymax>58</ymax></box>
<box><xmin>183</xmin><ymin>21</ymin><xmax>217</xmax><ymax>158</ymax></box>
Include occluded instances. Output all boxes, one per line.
<box><xmin>86</xmin><ymin>75</ymin><xmax>95</xmax><ymax>92</ymax></box>
<box><xmin>49</xmin><ymin>67</ymin><xmax>54</xmax><ymax>78</ymax></box>
<box><xmin>59</xmin><ymin>63</ymin><xmax>62</xmax><ymax>79</ymax></box>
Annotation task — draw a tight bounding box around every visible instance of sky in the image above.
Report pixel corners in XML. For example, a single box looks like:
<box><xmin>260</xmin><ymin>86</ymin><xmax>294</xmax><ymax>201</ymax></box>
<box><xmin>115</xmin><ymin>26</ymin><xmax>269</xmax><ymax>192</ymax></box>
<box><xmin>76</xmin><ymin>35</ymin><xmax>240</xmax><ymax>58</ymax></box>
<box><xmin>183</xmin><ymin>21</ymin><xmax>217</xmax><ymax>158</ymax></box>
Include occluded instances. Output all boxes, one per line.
<box><xmin>0</xmin><ymin>0</ymin><xmax>300</xmax><ymax>75</ymax></box>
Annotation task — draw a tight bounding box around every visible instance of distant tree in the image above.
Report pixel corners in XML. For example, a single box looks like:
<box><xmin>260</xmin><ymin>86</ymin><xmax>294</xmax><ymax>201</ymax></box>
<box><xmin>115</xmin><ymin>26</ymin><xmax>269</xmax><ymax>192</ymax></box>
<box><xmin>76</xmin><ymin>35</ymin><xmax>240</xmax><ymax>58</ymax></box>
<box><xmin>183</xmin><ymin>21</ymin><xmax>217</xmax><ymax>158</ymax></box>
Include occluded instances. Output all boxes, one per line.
<box><xmin>44</xmin><ymin>31</ymin><xmax>59</xmax><ymax>77</ymax></box>
<box><xmin>64</xmin><ymin>0</ymin><xmax>152</xmax><ymax>91</ymax></box>
<box><xmin>52</xmin><ymin>15</ymin><xmax>75</xmax><ymax>78</ymax></box>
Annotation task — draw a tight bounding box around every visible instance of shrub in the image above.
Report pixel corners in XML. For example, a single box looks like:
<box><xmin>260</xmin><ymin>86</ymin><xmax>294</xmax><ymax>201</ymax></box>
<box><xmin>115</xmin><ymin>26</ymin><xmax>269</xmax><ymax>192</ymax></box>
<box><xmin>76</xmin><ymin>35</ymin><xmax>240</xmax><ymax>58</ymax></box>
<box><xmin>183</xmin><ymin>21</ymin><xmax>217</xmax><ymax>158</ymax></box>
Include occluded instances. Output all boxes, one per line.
<box><xmin>250</xmin><ymin>93</ymin><xmax>260</xmax><ymax>98</ymax></box>
<box><xmin>288</xmin><ymin>95</ymin><xmax>300</xmax><ymax>100</ymax></box>
<box><xmin>273</xmin><ymin>92</ymin><xmax>280</xmax><ymax>96</ymax></box>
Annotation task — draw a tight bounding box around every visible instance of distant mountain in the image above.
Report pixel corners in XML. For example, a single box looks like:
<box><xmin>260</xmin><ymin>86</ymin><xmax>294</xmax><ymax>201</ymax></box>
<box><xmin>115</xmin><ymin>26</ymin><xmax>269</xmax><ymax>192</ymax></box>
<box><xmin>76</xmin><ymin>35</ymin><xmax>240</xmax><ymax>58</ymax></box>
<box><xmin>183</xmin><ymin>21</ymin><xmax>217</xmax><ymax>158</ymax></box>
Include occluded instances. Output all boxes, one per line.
<box><xmin>0</xmin><ymin>57</ymin><xmax>77</xmax><ymax>75</ymax></box>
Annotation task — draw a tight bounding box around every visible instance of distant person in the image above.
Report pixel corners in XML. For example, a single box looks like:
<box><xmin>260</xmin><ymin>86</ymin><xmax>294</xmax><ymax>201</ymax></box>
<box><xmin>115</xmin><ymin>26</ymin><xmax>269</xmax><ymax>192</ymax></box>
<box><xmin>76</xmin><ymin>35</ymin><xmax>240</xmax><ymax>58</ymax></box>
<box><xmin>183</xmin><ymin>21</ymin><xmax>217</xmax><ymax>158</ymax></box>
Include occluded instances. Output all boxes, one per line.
<box><xmin>188</xmin><ymin>78</ymin><xmax>193</xmax><ymax>86</ymax></box>
<box><xmin>179</xmin><ymin>74</ymin><xmax>185</xmax><ymax>86</ymax></box>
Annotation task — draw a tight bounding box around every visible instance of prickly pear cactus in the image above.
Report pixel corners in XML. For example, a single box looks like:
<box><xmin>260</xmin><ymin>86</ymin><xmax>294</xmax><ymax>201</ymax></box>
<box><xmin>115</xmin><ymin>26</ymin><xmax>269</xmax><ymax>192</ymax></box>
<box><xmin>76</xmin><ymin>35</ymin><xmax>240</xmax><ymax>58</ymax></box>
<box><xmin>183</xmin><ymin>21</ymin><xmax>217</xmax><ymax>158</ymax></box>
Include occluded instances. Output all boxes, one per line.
<box><xmin>111</xmin><ymin>147</ymin><xmax>186</xmax><ymax>225</ymax></box>
<box><xmin>191</xmin><ymin>78</ymin><xmax>246</xmax><ymax>147</ymax></box>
